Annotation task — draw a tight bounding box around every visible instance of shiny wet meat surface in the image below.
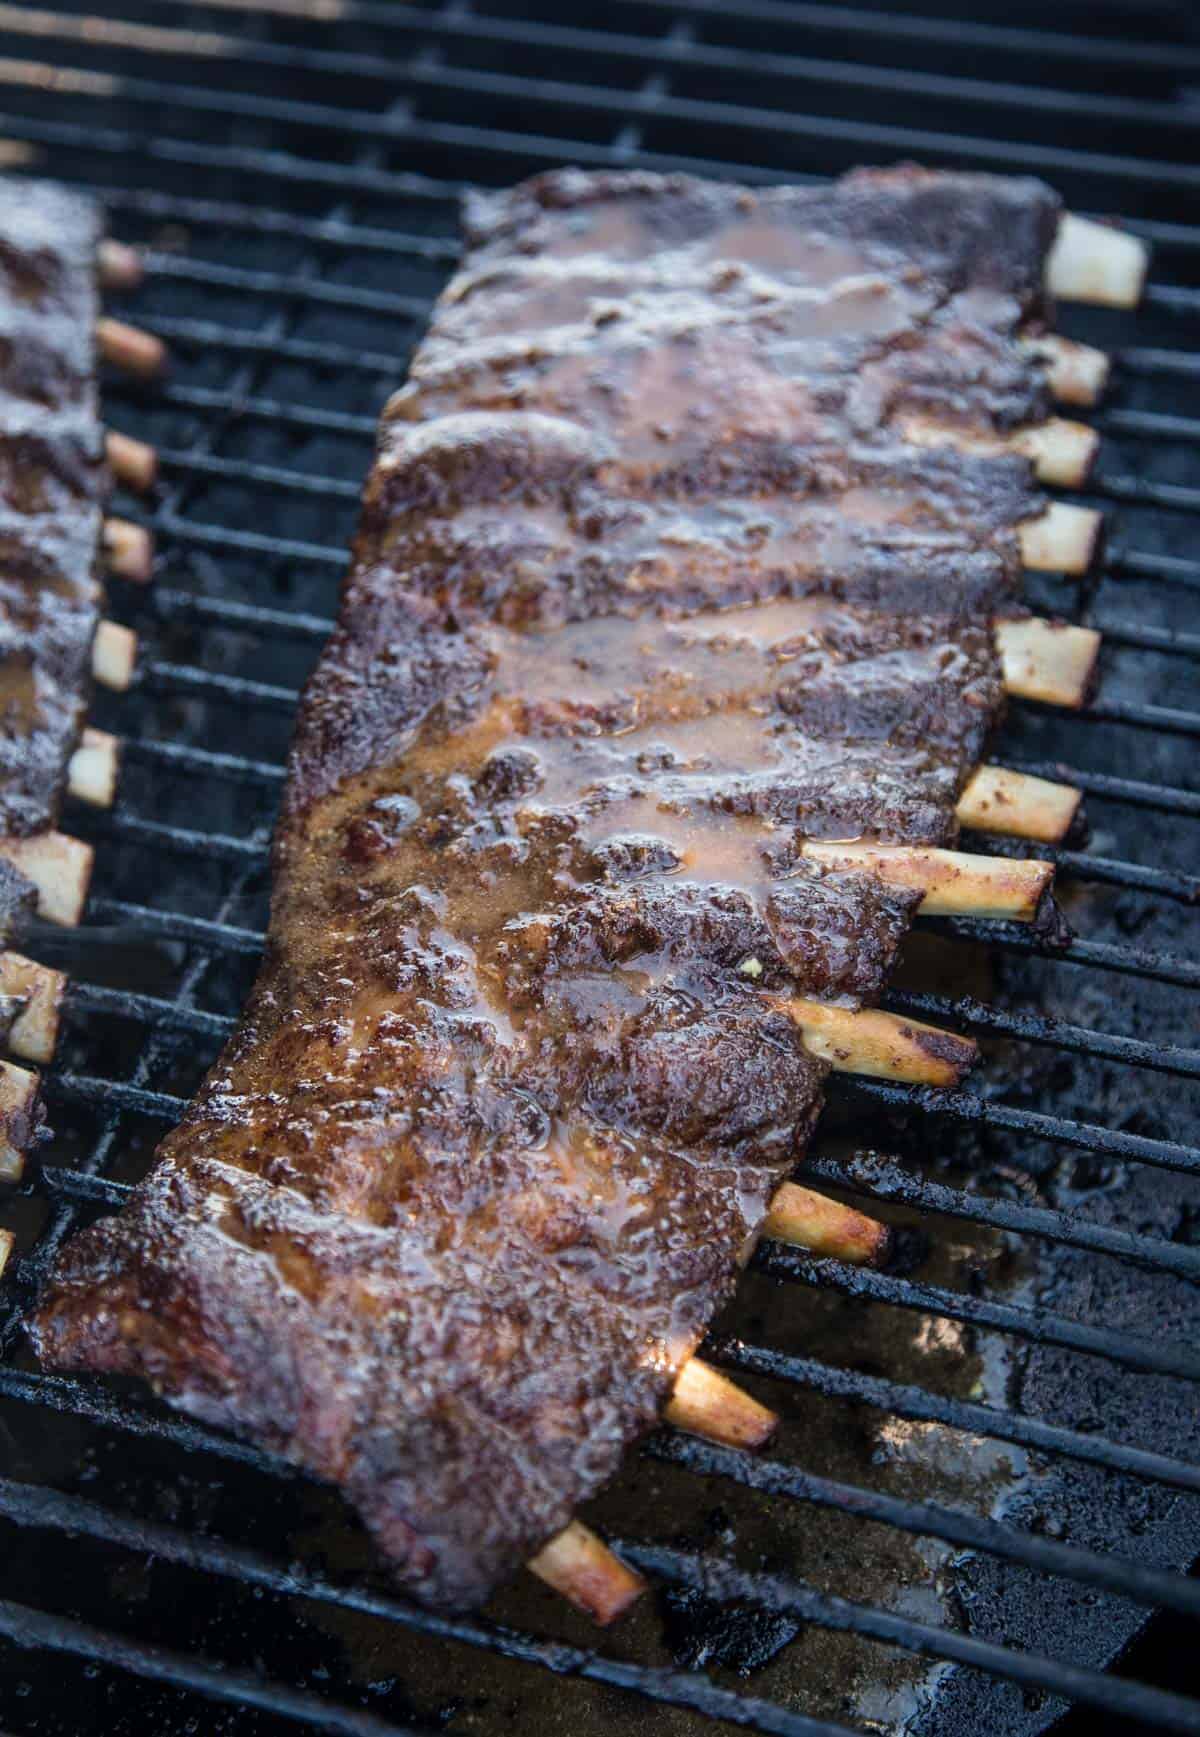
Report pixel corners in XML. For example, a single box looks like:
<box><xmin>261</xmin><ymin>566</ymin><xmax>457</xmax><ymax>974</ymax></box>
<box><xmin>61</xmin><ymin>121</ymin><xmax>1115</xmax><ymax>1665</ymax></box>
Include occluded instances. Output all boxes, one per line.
<box><xmin>33</xmin><ymin>166</ymin><xmax>1060</xmax><ymax>1610</ymax></box>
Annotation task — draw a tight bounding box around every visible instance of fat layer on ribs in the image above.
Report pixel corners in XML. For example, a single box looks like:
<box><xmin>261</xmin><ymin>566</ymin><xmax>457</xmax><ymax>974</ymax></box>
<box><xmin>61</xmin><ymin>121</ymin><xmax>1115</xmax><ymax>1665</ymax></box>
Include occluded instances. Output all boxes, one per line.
<box><xmin>32</xmin><ymin>166</ymin><xmax>1061</xmax><ymax>1610</ymax></box>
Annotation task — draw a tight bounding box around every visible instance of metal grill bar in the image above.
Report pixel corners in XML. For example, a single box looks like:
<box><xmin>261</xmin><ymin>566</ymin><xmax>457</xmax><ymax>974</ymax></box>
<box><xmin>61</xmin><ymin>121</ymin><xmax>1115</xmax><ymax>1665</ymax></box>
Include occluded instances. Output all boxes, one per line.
<box><xmin>1</xmin><ymin>92</ymin><xmax>1198</xmax><ymax>244</ymax></box>
<box><xmin>708</xmin><ymin>1339</ymin><xmax>1200</xmax><ymax>1496</ymax></box>
<box><xmin>4</xmin><ymin>41</ymin><xmax>1200</xmax><ymax>197</ymax></box>
<box><xmin>802</xmin><ymin>1152</ymin><xmax>1200</xmax><ymax>1280</ymax></box>
<box><xmin>1110</xmin><ymin>547</ymin><xmax>1200</xmax><ymax>592</ymax></box>
<box><xmin>142</xmin><ymin>252</ymin><xmax>431</xmax><ymax>321</ymax></box>
<box><xmin>50</xmin><ymin>0</ymin><xmax>1200</xmax><ymax>82</ymax></box>
<box><xmin>925</xmin><ymin>919</ymin><xmax>1200</xmax><ymax>990</ymax></box>
<box><xmin>884</xmin><ymin>986</ymin><xmax>1200</xmax><ymax>1078</ymax></box>
<box><xmin>1007</xmin><ymin>759</ymin><xmax>1200</xmax><ymax>818</ymax></box>
<box><xmin>845</xmin><ymin>1076</ymin><xmax>1200</xmax><ymax>1176</ymax></box>
<box><xmin>753</xmin><ymin>1247</ymin><xmax>1200</xmax><ymax>1380</ymax></box>
<box><xmin>621</xmin><ymin>1528</ymin><xmax>1200</xmax><ymax>1735</ymax></box>
<box><xmin>11</xmin><ymin>0</ymin><xmax>1200</xmax><ymax>143</ymax></box>
<box><xmin>0</xmin><ymin>1599</ymin><xmax>422</xmax><ymax>1737</ymax></box>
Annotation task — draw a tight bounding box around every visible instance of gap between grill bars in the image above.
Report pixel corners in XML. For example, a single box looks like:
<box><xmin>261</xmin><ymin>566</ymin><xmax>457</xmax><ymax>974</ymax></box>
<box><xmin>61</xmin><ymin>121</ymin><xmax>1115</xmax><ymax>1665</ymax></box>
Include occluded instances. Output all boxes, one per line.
<box><xmin>1</xmin><ymin>4</ymin><xmax>1199</xmax><ymax>1737</ymax></box>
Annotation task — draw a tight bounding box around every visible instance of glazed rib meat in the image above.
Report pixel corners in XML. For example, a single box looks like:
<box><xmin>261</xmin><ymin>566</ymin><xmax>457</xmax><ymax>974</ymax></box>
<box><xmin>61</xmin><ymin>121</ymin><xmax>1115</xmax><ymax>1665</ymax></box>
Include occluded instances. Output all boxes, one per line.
<box><xmin>33</xmin><ymin>166</ymin><xmax>1061</xmax><ymax>1610</ymax></box>
<box><xmin>0</xmin><ymin>179</ymin><xmax>107</xmax><ymax>851</ymax></box>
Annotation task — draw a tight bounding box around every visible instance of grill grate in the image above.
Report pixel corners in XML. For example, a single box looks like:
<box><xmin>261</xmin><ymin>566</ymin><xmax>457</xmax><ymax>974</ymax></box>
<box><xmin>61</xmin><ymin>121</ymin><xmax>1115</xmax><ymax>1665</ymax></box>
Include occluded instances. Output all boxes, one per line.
<box><xmin>1</xmin><ymin>3</ymin><xmax>1199</xmax><ymax>1734</ymax></box>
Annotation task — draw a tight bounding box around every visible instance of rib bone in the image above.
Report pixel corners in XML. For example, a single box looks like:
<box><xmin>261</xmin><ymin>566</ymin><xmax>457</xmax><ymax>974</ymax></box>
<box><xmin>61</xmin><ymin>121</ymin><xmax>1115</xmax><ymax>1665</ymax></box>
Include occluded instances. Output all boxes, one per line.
<box><xmin>781</xmin><ymin>997</ymin><xmax>977</xmax><ymax>1086</ymax></box>
<box><xmin>957</xmin><ymin>765</ymin><xmax>1082</xmax><ymax>844</ymax></box>
<box><xmin>1018</xmin><ymin>502</ymin><xmax>1103</xmax><ymax>575</ymax></box>
<box><xmin>0</xmin><ymin>1226</ymin><xmax>12</xmax><ymax>1279</ymax></box>
<box><xmin>0</xmin><ymin>1059</ymin><xmax>39</xmax><ymax>1182</ymax></box>
<box><xmin>105</xmin><ymin>430</ymin><xmax>158</xmax><ymax>493</ymax></box>
<box><xmin>97</xmin><ymin>238</ymin><xmax>143</xmax><ymax>293</ymax></box>
<box><xmin>665</xmin><ymin>1357</ymin><xmax>779</xmax><ymax>1450</ymax></box>
<box><xmin>764</xmin><ymin>1182</ymin><xmax>893</xmax><ymax>1267</ymax></box>
<box><xmin>529</xmin><ymin>1356</ymin><xmax>777</xmax><ymax>1621</ymax></box>
<box><xmin>67</xmin><ymin>728</ymin><xmax>119</xmax><ymax>809</ymax></box>
<box><xmin>0</xmin><ymin>833</ymin><xmax>93</xmax><ymax>926</ymax></box>
<box><xmin>96</xmin><ymin>316</ymin><xmax>166</xmax><ymax>379</ymax></box>
<box><xmin>0</xmin><ymin>954</ymin><xmax>65</xmax><ymax>1064</ymax></box>
<box><xmin>527</xmin><ymin>1521</ymin><xmax>646</xmax><ymax>1624</ymax></box>
<box><xmin>92</xmin><ymin>621</ymin><xmax>138</xmax><ymax>692</ymax></box>
<box><xmin>1019</xmin><ymin>334</ymin><xmax>1110</xmax><ymax>408</ymax></box>
<box><xmin>799</xmin><ymin>842</ymin><xmax>1053</xmax><ymax>923</ymax></box>
<box><xmin>899</xmin><ymin>413</ymin><xmax>1099</xmax><ymax>489</ymax></box>
<box><xmin>1047</xmin><ymin>214</ymin><xmax>1148</xmax><ymax>309</ymax></box>
<box><xmin>996</xmin><ymin>618</ymin><xmax>1101</xmax><ymax>710</ymax></box>
<box><xmin>103</xmin><ymin>519</ymin><xmax>154</xmax><ymax>583</ymax></box>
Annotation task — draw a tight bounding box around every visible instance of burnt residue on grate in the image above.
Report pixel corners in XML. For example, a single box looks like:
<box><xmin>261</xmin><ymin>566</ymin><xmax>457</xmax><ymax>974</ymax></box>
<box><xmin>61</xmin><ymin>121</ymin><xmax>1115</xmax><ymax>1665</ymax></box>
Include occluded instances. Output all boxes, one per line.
<box><xmin>0</xmin><ymin>3</ymin><xmax>1198</xmax><ymax>1736</ymax></box>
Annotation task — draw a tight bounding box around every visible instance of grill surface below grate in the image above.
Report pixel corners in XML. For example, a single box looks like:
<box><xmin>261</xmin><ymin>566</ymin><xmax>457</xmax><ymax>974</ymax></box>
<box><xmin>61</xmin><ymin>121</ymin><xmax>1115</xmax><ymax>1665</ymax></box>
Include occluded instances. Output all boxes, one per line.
<box><xmin>1</xmin><ymin>3</ymin><xmax>1200</xmax><ymax>1736</ymax></box>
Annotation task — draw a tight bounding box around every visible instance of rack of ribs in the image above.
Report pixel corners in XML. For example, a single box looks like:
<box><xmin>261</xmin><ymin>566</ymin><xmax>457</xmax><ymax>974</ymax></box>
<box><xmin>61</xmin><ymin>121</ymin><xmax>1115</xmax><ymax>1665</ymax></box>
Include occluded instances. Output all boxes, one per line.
<box><xmin>0</xmin><ymin>178</ymin><xmax>161</xmax><ymax>1178</ymax></box>
<box><xmin>30</xmin><ymin>166</ymin><xmax>1146</xmax><ymax>1616</ymax></box>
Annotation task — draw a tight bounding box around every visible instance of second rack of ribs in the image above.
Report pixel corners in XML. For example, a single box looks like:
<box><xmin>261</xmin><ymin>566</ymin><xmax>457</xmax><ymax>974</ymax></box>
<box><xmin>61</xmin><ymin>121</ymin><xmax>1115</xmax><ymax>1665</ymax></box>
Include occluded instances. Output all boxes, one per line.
<box><xmin>33</xmin><ymin>166</ymin><xmax>1061</xmax><ymax>1610</ymax></box>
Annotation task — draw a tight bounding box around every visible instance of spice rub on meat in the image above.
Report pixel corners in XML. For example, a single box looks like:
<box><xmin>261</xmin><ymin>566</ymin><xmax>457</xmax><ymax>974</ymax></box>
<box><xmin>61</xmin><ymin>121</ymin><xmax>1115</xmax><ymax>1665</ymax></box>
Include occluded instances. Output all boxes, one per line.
<box><xmin>33</xmin><ymin>165</ymin><xmax>1063</xmax><ymax>1610</ymax></box>
<box><xmin>0</xmin><ymin>179</ymin><xmax>108</xmax><ymax>848</ymax></box>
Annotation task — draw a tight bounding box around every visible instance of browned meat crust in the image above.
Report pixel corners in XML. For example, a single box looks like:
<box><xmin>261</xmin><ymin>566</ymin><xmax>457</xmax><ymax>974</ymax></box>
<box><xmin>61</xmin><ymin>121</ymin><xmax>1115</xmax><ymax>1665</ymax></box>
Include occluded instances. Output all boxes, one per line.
<box><xmin>0</xmin><ymin>179</ymin><xmax>108</xmax><ymax>840</ymax></box>
<box><xmin>33</xmin><ymin>166</ymin><xmax>1060</xmax><ymax>1610</ymax></box>
<box><xmin>0</xmin><ymin>858</ymin><xmax>35</xmax><ymax>948</ymax></box>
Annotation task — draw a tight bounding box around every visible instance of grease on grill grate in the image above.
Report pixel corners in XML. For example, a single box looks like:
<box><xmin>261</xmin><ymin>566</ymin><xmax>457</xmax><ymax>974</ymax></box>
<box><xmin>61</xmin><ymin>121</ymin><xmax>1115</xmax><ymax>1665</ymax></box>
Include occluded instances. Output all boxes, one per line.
<box><xmin>0</xmin><ymin>3</ymin><xmax>1198</xmax><ymax>1736</ymax></box>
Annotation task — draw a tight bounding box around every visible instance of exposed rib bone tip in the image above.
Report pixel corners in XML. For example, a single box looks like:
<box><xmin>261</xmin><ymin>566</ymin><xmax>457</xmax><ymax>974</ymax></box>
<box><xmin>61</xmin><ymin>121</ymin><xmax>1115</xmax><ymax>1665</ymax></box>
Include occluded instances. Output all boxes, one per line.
<box><xmin>781</xmin><ymin>996</ymin><xmax>977</xmax><ymax>1087</ymax></box>
<box><xmin>96</xmin><ymin>315</ymin><xmax>167</xmax><ymax>379</ymax></box>
<box><xmin>105</xmin><ymin>429</ymin><xmax>158</xmax><ymax>493</ymax></box>
<box><xmin>666</xmin><ymin>1357</ymin><xmax>778</xmax><ymax>1450</ymax></box>
<box><xmin>899</xmin><ymin>413</ymin><xmax>1099</xmax><ymax>489</ymax></box>
<box><xmin>0</xmin><ymin>1226</ymin><xmax>12</xmax><ymax>1277</ymax></box>
<box><xmin>800</xmin><ymin>840</ymin><xmax>1053</xmax><ymax>924</ymax></box>
<box><xmin>97</xmin><ymin>238</ymin><xmax>144</xmax><ymax>292</ymax></box>
<box><xmin>0</xmin><ymin>833</ymin><xmax>93</xmax><ymax>927</ymax></box>
<box><xmin>1046</xmin><ymin>214</ymin><xmax>1148</xmax><ymax>309</ymax></box>
<box><xmin>1018</xmin><ymin>501</ymin><xmax>1103</xmax><ymax>575</ymax></box>
<box><xmin>92</xmin><ymin>620</ymin><xmax>138</xmax><ymax>692</ymax></box>
<box><xmin>0</xmin><ymin>141</ymin><xmax>37</xmax><ymax>170</ymax></box>
<box><xmin>527</xmin><ymin>1521</ymin><xmax>646</xmax><ymax>1625</ymax></box>
<box><xmin>763</xmin><ymin>1182</ymin><xmax>892</xmax><ymax>1268</ymax></box>
<box><xmin>0</xmin><ymin>953</ymin><xmax>66</xmax><ymax>1065</ymax></box>
<box><xmin>1019</xmin><ymin>334</ymin><xmax>1111</xmax><ymax>408</ymax></box>
<box><xmin>996</xmin><ymin>617</ymin><xmax>1101</xmax><ymax>711</ymax></box>
<box><xmin>957</xmin><ymin>765</ymin><xmax>1082</xmax><ymax>845</ymax></box>
<box><xmin>103</xmin><ymin>518</ymin><xmax>155</xmax><ymax>584</ymax></box>
<box><xmin>0</xmin><ymin>1058</ymin><xmax>39</xmax><ymax>1183</ymax></box>
<box><xmin>68</xmin><ymin>728</ymin><xmax>120</xmax><ymax>810</ymax></box>
<box><xmin>1012</xmin><ymin>418</ymin><xmax>1099</xmax><ymax>490</ymax></box>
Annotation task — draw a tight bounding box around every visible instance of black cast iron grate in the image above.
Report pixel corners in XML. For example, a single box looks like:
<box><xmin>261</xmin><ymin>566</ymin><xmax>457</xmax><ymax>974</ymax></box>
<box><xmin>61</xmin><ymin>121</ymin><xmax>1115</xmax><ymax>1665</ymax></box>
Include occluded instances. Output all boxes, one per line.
<box><xmin>1</xmin><ymin>3</ymin><xmax>1200</xmax><ymax>1734</ymax></box>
